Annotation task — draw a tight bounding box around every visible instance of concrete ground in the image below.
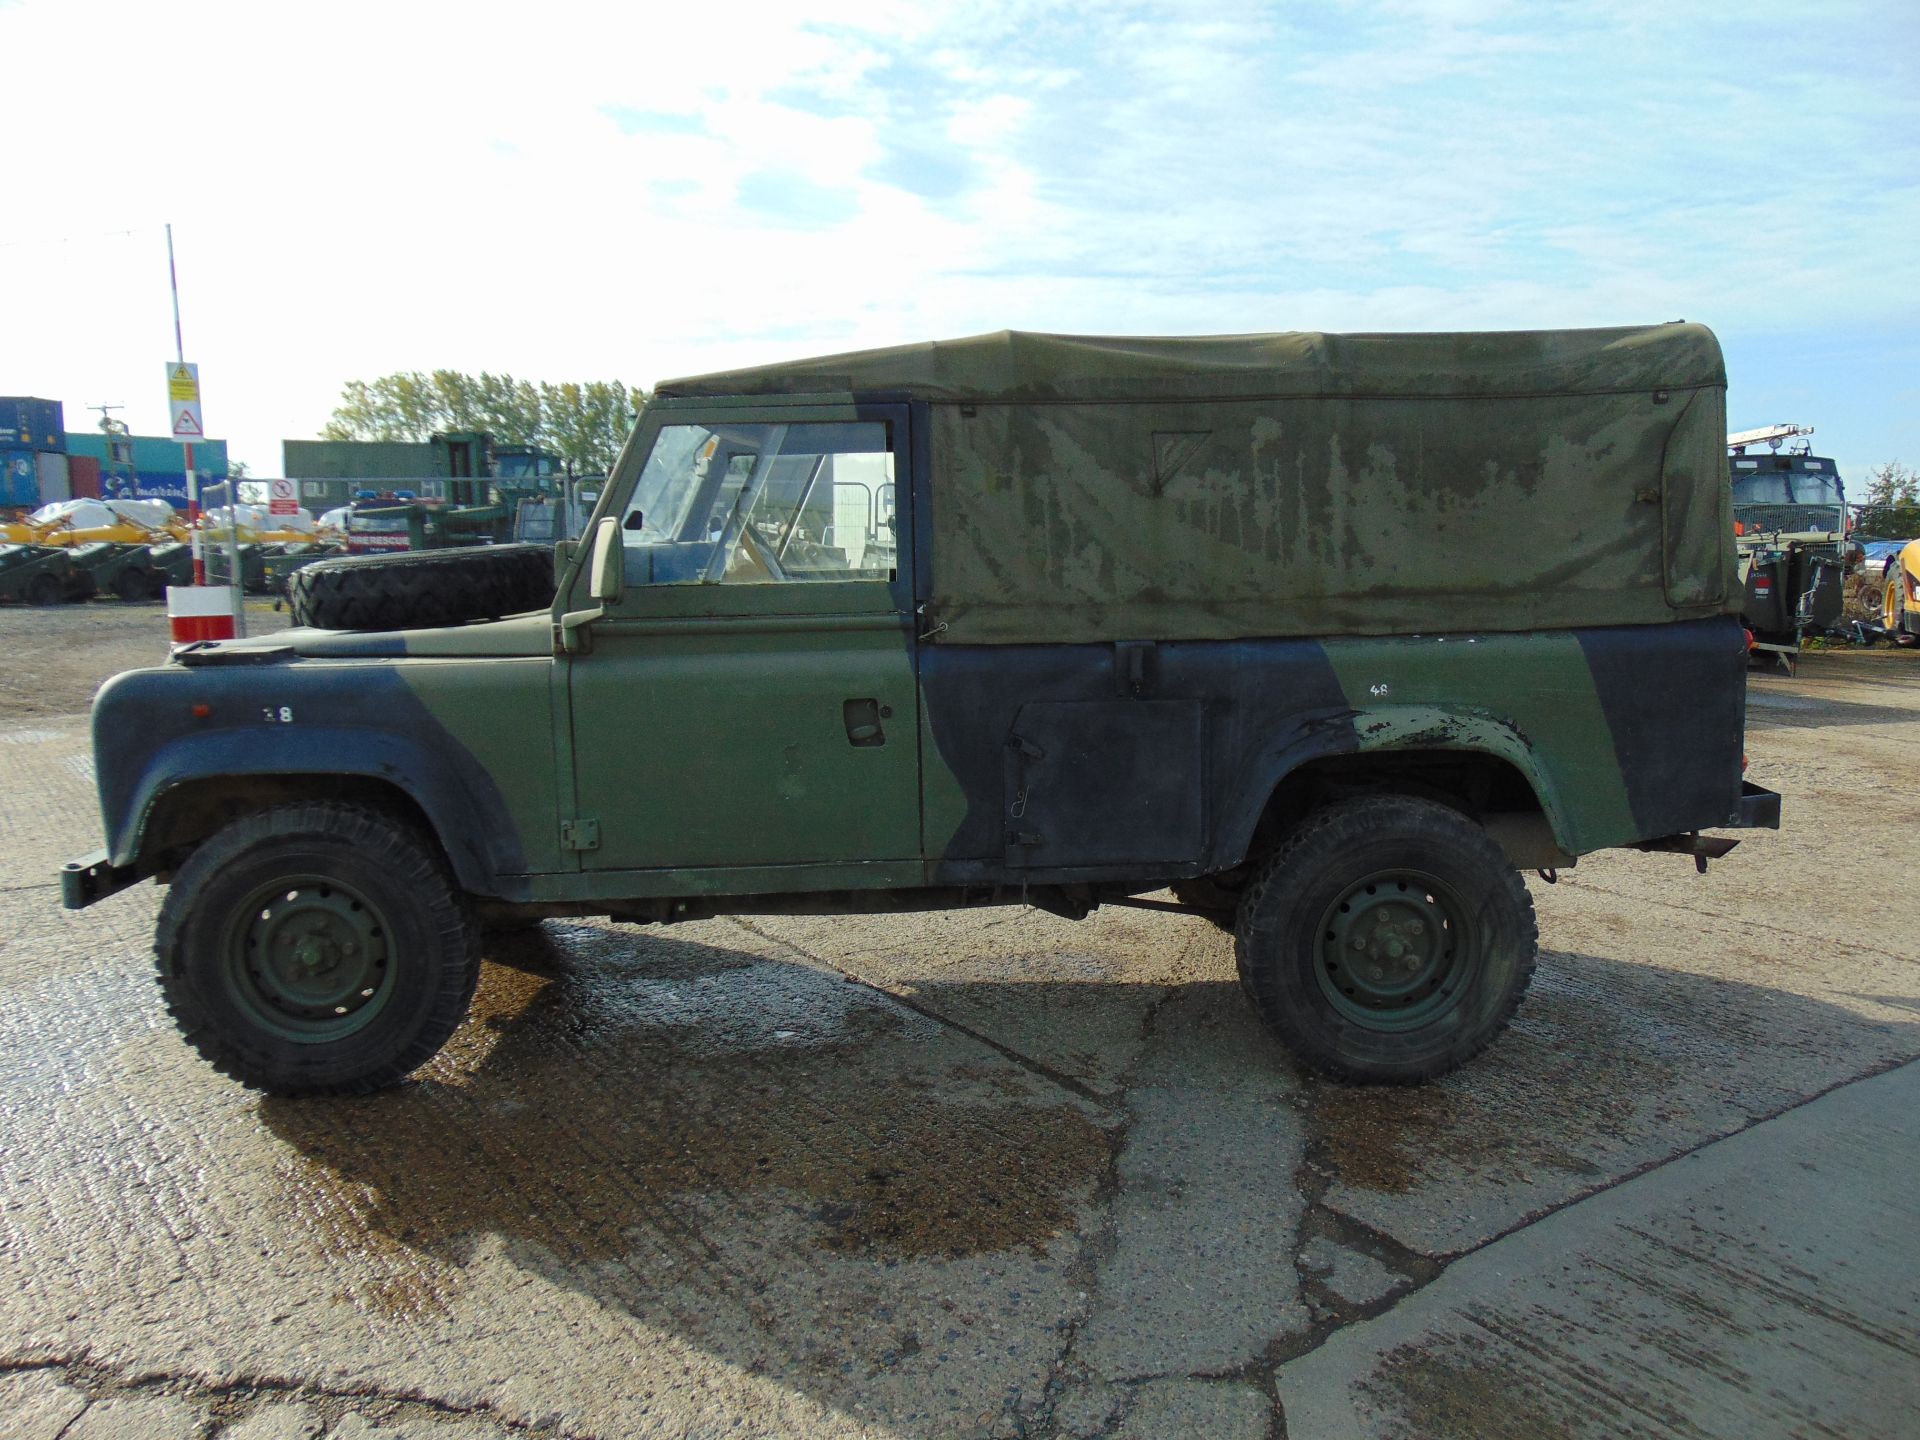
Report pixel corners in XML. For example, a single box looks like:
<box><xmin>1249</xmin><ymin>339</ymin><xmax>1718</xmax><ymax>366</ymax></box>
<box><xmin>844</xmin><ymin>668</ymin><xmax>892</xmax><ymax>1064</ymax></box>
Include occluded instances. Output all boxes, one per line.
<box><xmin>1</xmin><ymin>606</ymin><xmax>1916</xmax><ymax>1439</ymax></box>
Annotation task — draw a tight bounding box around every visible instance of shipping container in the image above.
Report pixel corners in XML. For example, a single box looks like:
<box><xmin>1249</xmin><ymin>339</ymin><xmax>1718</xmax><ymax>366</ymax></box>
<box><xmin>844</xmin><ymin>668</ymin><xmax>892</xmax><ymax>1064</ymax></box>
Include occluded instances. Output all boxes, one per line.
<box><xmin>2</xmin><ymin>448</ymin><xmax>40</xmax><ymax>506</ymax></box>
<box><xmin>0</xmin><ymin>398</ymin><xmax>66</xmax><ymax>451</ymax></box>
<box><xmin>35</xmin><ymin>452</ymin><xmax>70</xmax><ymax>503</ymax></box>
<box><xmin>68</xmin><ymin>454</ymin><xmax>102</xmax><ymax>500</ymax></box>
<box><xmin>62</xmin><ymin>433</ymin><xmax>227</xmax><ymax>508</ymax></box>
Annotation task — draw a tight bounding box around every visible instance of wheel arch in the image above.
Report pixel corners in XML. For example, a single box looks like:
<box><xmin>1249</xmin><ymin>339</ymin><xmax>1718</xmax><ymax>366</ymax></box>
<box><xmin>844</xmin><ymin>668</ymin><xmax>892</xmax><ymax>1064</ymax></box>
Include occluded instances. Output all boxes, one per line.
<box><xmin>113</xmin><ymin>732</ymin><xmax>530</xmax><ymax>900</ymax></box>
<box><xmin>1220</xmin><ymin>705</ymin><xmax>1575</xmax><ymax>872</ymax></box>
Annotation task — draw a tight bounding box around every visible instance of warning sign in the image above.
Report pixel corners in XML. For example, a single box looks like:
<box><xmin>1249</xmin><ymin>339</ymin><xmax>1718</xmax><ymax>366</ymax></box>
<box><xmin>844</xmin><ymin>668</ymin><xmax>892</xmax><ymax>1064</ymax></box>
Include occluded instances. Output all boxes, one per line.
<box><xmin>166</xmin><ymin>361</ymin><xmax>204</xmax><ymax>443</ymax></box>
<box><xmin>269</xmin><ymin>477</ymin><xmax>298</xmax><ymax>516</ymax></box>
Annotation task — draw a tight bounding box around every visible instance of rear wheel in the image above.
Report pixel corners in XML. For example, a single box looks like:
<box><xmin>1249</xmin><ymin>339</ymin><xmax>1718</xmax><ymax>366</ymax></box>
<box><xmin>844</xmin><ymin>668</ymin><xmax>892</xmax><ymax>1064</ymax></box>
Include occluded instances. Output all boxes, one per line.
<box><xmin>1235</xmin><ymin>795</ymin><xmax>1537</xmax><ymax>1084</ymax></box>
<box><xmin>114</xmin><ymin>567</ymin><xmax>152</xmax><ymax>603</ymax></box>
<box><xmin>24</xmin><ymin>572</ymin><xmax>61</xmax><ymax>606</ymax></box>
<box><xmin>155</xmin><ymin>803</ymin><xmax>479</xmax><ymax>1095</ymax></box>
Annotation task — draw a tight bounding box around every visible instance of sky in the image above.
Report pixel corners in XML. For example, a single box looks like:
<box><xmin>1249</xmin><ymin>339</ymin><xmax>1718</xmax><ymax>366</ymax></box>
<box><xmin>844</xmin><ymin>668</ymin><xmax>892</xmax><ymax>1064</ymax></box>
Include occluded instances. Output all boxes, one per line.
<box><xmin>4</xmin><ymin>0</ymin><xmax>1917</xmax><ymax>487</ymax></box>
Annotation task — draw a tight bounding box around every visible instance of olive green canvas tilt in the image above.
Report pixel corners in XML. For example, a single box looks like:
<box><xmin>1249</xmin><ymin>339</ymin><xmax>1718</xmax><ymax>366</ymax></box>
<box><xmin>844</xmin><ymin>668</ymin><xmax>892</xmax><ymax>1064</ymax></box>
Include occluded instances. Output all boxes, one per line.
<box><xmin>662</xmin><ymin>324</ymin><xmax>1733</xmax><ymax>643</ymax></box>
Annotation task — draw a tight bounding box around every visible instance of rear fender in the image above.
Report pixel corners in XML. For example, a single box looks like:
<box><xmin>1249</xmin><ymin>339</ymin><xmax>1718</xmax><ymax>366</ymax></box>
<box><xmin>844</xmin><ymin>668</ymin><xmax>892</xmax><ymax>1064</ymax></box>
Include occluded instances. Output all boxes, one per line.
<box><xmin>1219</xmin><ymin>702</ymin><xmax>1571</xmax><ymax>866</ymax></box>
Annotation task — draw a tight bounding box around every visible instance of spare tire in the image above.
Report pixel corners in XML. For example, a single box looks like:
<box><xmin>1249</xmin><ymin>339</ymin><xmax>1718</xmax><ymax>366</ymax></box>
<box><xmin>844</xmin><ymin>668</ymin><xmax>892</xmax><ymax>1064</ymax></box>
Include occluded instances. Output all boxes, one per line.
<box><xmin>288</xmin><ymin>545</ymin><xmax>556</xmax><ymax>631</ymax></box>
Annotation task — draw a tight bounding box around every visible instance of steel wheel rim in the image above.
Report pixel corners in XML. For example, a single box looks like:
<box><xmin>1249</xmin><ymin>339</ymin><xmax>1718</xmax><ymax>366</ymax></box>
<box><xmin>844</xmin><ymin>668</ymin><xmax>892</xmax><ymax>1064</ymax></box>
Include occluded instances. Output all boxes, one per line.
<box><xmin>1316</xmin><ymin>869</ymin><xmax>1478</xmax><ymax>1031</ymax></box>
<box><xmin>220</xmin><ymin>873</ymin><xmax>395</xmax><ymax>1043</ymax></box>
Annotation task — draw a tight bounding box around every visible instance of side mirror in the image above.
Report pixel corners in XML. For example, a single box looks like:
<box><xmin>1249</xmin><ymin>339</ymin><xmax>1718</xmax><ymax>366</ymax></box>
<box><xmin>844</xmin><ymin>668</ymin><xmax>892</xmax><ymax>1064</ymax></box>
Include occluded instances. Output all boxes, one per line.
<box><xmin>588</xmin><ymin>516</ymin><xmax>624</xmax><ymax>603</ymax></box>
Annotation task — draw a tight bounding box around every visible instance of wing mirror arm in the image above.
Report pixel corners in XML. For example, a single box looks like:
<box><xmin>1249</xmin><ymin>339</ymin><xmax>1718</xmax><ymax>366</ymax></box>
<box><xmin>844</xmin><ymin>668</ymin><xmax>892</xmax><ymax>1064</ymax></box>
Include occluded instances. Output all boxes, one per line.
<box><xmin>558</xmin><ymin>517</ymin><xmax>623</xmax><ymax>654</ymax></box>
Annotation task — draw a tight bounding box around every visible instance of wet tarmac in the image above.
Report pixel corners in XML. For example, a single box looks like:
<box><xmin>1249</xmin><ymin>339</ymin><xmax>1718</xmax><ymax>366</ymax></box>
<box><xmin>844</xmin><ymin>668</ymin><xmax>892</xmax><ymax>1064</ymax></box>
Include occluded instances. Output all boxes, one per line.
<box><xmin>2</xmin><ymin>625</ymin><xmax>1917</xmax><ymax>1438</ymax></box>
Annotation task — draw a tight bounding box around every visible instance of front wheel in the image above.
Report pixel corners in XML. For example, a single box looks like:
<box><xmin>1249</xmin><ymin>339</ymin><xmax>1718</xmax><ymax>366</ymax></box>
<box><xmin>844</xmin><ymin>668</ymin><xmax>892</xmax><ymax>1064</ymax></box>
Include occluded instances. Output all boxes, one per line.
<box><xmin>1235</xmin><ymin>796</ymin><xmax>1537</xmax><ymax>1084</ymax></box>
<box><xmin>155</xmin><ymin>803</ymin><xmax>479</xmax><ymax>1095</ymax></box>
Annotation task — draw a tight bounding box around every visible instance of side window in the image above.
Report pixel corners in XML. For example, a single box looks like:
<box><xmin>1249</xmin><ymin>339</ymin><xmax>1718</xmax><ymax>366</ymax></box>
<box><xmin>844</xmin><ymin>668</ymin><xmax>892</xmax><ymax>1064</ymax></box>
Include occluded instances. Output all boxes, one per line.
<box><xmin>619</xmin><ymin>421</ymin><xmax>897</xmax><ymax>585</ymax></box>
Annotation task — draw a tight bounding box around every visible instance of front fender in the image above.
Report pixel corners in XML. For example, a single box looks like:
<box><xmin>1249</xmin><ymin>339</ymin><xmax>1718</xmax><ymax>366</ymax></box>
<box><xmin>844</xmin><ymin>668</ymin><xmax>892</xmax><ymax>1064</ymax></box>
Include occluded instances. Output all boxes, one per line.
<box><xmin>92</xmin><ymin>663</ymin><xmax>531</xmax><ymax>896</ymax></box>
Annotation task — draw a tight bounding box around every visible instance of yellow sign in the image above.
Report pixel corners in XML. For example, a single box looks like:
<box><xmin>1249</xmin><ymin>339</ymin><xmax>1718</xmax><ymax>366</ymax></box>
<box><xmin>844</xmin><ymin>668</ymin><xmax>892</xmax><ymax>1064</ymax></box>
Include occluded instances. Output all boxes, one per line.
<box><xmin>166</xmin><ymin>361</ymin><xmax>204</xmax><ymax>443</ymax></box>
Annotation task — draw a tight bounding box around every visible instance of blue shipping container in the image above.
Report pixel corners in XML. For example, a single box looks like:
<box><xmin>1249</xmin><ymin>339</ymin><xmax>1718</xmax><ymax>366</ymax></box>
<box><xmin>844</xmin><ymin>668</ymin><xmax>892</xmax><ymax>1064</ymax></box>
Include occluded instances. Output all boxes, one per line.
<box><xmin>1</xmin><ymin>448</ymin><xmax>41</xmax><ymax>506</ymax></box>
<box><xmin>63</xmin><ymin>432</ymin><xmax>227</xmax><ymax>508</ymax></box>
<box><xmin>0</xmin><ymin>397</ymin><xmax>66</xmax><ymax>451</ymax></box>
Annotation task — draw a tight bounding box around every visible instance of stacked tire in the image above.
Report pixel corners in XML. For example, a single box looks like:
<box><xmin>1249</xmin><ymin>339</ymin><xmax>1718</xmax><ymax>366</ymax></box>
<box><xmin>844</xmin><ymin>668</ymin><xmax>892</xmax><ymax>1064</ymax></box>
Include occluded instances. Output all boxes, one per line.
<box><xmin>287</xmin><ymin>545</ymin><xmax>555</xmax><ymax>632</ymax></box>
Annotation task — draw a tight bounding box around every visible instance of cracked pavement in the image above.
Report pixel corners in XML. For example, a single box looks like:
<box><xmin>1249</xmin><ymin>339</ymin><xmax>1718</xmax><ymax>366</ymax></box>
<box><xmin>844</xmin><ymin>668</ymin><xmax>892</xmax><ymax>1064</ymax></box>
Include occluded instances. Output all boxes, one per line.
<box><xmin>2</xmin><ymin>610</ymin><xmax>1917</xmax><ymax>1438</ymax></box>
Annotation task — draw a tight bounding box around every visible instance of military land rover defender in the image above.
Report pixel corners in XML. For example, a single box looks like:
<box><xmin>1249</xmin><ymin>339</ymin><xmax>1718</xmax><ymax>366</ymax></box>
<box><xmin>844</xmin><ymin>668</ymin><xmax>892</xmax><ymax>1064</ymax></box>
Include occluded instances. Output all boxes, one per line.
<box><xmin>62</xmin><ymin>324</ymin><xmax>1780</xmax><ymax>1094</ymax></box>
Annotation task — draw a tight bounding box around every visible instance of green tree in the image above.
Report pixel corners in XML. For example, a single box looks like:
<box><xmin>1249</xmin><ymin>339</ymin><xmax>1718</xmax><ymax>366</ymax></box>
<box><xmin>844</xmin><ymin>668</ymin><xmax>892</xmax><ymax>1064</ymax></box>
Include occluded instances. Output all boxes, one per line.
<box><xmin>540</xmin><ymin>379</ymin><xmax>643</xmax><ymax>473</ymax></box>
<box><xmin>324</xmin><ymin>370</ymin><xmax>646</xmax><ymax>473</ymax></box>
<box><xmin>321</xmin><ymin>372</ymin><xmax>445</xmax><ymax>442</ymax></box>
<box><xmin>1855</xmin><ymin>461</ymin><xmax>1920</xmax><ymax>538</ymax></box>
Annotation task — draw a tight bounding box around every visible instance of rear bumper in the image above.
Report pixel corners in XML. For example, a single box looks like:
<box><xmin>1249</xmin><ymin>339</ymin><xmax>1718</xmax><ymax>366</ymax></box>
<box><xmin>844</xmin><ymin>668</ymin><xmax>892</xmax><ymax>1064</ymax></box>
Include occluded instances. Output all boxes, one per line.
<box><xmin>1729</xmin><ymin>781</ymin><xmax>1782</xmax><ymax>830</ymax></box>
<box><xmin>61</xmin><ymin>850</ymin><xmax>142</xmax><ymax>910</ymax></box>
<box><xmin>1631</xmin><ymin>783</ymin><xmax>1781</xmax><ymax>864</ymax></box>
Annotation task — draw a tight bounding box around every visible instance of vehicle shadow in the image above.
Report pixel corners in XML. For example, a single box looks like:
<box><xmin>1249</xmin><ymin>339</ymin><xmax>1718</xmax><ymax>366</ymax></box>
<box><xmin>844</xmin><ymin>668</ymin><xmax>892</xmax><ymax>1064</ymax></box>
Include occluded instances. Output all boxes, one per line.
<box><xmin>257</xmin><ymin>918</ymin><xmax>1919</xmax><ymax>1435</ymax></box>
<box><xmin>1746</xmin><ymin>690</ymin><xmax>1920</xmax><ymax>729</ymax></box>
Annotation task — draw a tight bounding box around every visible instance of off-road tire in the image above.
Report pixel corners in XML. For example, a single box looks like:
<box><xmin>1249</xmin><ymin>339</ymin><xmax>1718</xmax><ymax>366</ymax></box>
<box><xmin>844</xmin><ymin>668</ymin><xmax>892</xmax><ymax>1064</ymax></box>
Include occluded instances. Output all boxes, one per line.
<box><xmin>1890</xmin><ymin>578</ymin><xmax>1918</xmax><ymax>647</ymax></box>
<box><xmin>1234</xmin><ymin>795</ymin><xmax>1536</xmax><ymax>1084</ymax></box>
<box><xmin>155</xmin><ymin>803</ymin><xmax>480</xmax><ymax>1096</ymax></box>
<box><xmin>24</xmin><ymin>572</ymin><xmax>61</xmax><ymax>606</ymax></box>
<box><xmin>113</xmin><ymin>567</ymin><xmax>152</xmax><ymax>603</ymax></box>
<box><xmin>287</xmin><ymin>544</ymin><xmax>555</xmax><ymax>631</ymax></box>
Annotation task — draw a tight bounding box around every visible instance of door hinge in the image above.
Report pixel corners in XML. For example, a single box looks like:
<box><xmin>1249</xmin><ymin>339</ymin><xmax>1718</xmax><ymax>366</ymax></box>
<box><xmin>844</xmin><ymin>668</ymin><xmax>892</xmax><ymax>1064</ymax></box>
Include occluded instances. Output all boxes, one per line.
<box><xmin>561</xmin><ymin>818</ymin><xmax>601</xmax><ymax>852</ymax></box>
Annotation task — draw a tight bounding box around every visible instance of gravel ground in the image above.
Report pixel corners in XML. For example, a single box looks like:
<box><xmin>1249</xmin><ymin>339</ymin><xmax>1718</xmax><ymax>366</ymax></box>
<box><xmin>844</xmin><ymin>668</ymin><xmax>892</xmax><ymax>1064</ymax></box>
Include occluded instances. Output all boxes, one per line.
<box><xmin>0</xmin><ymin>599</ymin><xmax>289</xmax><ymax>720</ymax></box>
<box><xmin>0</xmin><ymin>632</ymin><xmax>1914</xmax><ymax>1439</ymax></box>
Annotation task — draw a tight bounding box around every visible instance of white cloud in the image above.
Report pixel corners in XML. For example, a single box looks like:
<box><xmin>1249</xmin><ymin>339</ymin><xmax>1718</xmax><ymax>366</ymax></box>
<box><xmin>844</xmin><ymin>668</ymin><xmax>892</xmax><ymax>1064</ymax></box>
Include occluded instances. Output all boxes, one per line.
<box><xmin>2</xmin><ymin>0</ymin><xmax>1916</xmax><ymax>473</ymax></box>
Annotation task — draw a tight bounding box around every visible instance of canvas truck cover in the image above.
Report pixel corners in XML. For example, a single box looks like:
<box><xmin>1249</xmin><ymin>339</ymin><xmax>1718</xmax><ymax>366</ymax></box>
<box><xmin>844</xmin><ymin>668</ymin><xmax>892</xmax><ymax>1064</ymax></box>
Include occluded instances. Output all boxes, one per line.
<box><xmin>657</xmin><ymin>323</ymin><xmax>1735</xmax><ymax>644</ymax></box>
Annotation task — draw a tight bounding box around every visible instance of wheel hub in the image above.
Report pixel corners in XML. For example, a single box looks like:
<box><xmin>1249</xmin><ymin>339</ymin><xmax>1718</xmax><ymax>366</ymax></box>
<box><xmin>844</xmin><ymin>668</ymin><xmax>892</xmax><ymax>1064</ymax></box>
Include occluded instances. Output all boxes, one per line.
<box><xmin>226</xmin><ymin>879</ymin><xmax>393</xmax><ymax>1038</ymax></box>
<box><xmin>1318</xmin><ymin>872</ymin><xmax>1471</xmax><ymax>1028</ymax></box>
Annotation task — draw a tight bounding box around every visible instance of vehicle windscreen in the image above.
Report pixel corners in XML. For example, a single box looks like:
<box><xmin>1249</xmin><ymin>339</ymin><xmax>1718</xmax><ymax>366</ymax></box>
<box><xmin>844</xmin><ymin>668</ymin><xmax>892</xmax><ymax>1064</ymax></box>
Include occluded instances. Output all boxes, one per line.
<box><xmin>1731</xmin><ymin>457</ymin><xmax>1845</xmax><ymax>534</ymax></box>
<box><xmin>1730</xmin><ymin>470</ymin><xmax>1843</xmax><ymax>507</ymax></box>
<box><xmin>619</xmin><ymin>421</ymin><xmax>896</xmax><ymax>584</ymax></box>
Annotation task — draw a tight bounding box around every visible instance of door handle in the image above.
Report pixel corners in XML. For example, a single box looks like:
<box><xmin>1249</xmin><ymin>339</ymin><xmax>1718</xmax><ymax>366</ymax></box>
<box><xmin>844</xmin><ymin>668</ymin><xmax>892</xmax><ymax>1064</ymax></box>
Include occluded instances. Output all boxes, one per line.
<box><xmin>843</xmin><ymin>698</ymin><xmax>891</xmax><ymax>747</ymax></box>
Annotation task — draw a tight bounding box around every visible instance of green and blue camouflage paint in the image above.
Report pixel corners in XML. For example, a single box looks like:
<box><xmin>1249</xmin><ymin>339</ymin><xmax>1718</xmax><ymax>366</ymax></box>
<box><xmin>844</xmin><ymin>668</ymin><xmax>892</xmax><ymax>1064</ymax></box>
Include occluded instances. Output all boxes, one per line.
<box><xmin>73</xmin><ymin>323</ymin><xmax>1762</xmax><ymax>912</ymax></box>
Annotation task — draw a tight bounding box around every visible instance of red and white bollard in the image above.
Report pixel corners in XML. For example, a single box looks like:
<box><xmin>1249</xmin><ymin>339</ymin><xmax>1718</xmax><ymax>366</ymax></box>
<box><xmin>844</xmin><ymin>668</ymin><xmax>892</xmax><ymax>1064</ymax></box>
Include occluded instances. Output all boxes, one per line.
<box><xmin>166</xmin><ymin>584</ymin><xmax>238</xmax><ymax>648</ymax></box>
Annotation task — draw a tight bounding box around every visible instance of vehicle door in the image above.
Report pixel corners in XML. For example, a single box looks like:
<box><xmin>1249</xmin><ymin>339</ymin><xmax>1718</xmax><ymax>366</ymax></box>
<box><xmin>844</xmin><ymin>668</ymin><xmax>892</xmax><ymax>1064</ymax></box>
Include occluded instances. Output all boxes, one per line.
<box><xmin>562</xmin><ymin>402</ymin><xmax>922</xmax><ymax>883</ymax></box>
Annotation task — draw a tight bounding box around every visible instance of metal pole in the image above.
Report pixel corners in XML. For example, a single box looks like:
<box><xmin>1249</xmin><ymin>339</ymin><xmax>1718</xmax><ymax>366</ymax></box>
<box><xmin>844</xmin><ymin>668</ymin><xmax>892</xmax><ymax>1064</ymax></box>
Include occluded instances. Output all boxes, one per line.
<box><xmin>187</xmin><ymin>445</ymin><xmax>204</xmax><ymax>585</ymax></box>
<box><xmin>168</xmin><ymin>223</ymin><xmax>205</xmax><ymax>585</ymax></box>
<box><xmin>224</xmin><ymin>483</ymin><xmax>246</xmax><ymax>639</ymax></box>
<box><xmin>166</xmin><ymin>223</ymin><xmax>184</xmax><ymax>364</ymax></box>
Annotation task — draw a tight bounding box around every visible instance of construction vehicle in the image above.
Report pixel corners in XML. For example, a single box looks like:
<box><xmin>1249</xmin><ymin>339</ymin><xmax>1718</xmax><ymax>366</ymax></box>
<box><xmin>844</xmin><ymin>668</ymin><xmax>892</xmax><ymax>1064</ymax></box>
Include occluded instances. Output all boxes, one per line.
<box><xmin>1</xmin><ymin>498</ymin><xmax>185</xmax><ymax>548</ymax></box>
<box><xmin>1728</xmin><ymin>424</ymin><xmax>1847</xmax><ymax>661</ymax></box>
<box><xmin>1884</xmin><ymin>539</ymin><xmax>1920</xmax><ymax>646</ymax></box>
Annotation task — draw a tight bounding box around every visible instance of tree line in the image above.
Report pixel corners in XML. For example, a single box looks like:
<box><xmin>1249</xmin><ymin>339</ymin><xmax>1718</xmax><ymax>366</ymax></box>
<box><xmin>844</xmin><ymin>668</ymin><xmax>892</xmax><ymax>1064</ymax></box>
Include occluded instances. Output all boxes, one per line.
<box><xmin>323</xmin><ymin>371</ymin><xmax>650</xmax><ymax>475</ymax></box>
<box><xmin>1857</xmin><ymin>461</ymin><xmax>1920</xmax><ymax>538</ymax></box>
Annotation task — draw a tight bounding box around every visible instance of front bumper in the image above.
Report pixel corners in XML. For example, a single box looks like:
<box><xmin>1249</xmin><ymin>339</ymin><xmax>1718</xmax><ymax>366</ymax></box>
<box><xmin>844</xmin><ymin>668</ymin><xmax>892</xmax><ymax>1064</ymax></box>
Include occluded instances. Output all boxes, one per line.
<box><xmin>61</xmin><ymin>850</ymin><xmax>142</xmax><ymax>911</ymax></box>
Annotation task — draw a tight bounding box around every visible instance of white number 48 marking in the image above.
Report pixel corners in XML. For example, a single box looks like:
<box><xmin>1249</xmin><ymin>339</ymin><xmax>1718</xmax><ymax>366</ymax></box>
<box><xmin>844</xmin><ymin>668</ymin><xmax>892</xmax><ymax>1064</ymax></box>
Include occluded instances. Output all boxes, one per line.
<box><xmin>261</xmin><ymin>706</ymin><xmax>294</xmax><ymax>723</ymax></box>
<box><xmin>1369</xmin><ymin>683</ymin><xmax>1391</xmax><ymax>698</ymax></box>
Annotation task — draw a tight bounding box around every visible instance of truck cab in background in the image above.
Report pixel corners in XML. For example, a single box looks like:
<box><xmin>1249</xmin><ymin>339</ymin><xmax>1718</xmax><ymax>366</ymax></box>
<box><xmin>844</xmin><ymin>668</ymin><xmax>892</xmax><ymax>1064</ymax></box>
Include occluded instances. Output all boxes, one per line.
<box><xmin>1728</xmin><ymin>425</ymin><xmax>1847</xmax><ymax>652</ymax></box>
